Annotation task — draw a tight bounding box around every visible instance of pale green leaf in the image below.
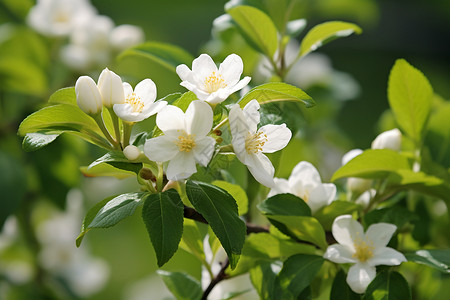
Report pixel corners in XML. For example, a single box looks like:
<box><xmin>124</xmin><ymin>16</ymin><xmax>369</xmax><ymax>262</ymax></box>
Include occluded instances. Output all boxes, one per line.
<box><xmin>157</xmin><ymin>270</ymin><xmax>202</xmax><ymax>300</ymax></box>
<box><xmin>315</xmin><ymin>201</ymin><xmax>360</xmax><ymax>230</ymax></box>
<box><xmin>404</xmin><ymin>249</ymin><xmax>450</xmax><ymax>273</ymax></box>
<box><xmin>22</xmin><ymin>132</ymin><xmax>61</xmax><ymax>152</ymax></box>
<box><xmin>212</xmin><ymin>180</ymin><xmax>248</xmax><ymax>215</ymax></box>
<box><xmin>80</xmin><ymin>164</ymin><xmax>136</xmax><ymax>179</ymax></box>
<box><xmin>48</xmin><ymin>87</ymin><xmax>76</xmax><ymax>106</ymax></box>
<box><xmin>89</xmin><ymin>151</ymin><xmax>142</xmax><ymax>175</ymax></box>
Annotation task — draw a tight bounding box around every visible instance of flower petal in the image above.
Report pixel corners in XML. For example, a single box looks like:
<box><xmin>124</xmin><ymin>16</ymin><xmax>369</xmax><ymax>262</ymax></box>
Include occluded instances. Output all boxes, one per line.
<box><xmin>123</xmin><ymin>82</ymin><xmax>133</xmax><ymax>98</ymax></box>
<box><xmin>156</xmin><ymin>105</ymin><xmax>186</xmax><ymax>133</ymax></box>
<box><xmin>218</xmin><ymin>53</ymin><xmax>244</xmax><ymax>86</ymax></box>
<box><xmin>113</xmin><ymin>103</ymin><xmax>141</xmax><ymax>122</ymax></box>
<box><xmin>176</xmin><ymin>64</ymin><xmax>192</xmax><ymax>82</ymax></box>
<box><xmin>268</xmin><ymin>178</ymin><xmax>290</xmax><ymax>197</ymax></box>
<box><xmin>228</xmin><ymin>76</ymin><xmax>251</xmax><ymax>95</ymax></box>
<box><xmin>347</xmin><ymin>263</ymin><xmax>376</xmax><ymax>294</ymax></box>
<box><xmin>365</xmin><ymin>223</ymin><xmax>397</xmax><ymax>248</ymax></box>
<box><xmin>185</xmin><ymin>100</ymin><xmax>213</xmax><ymax>137</ymax></box>
<box><xmin>141</xmin><ymin>100</ymin><xmax>167</xmax><ymax>118</ymax></box>
<box><xmin>193</xmin><ymin>136</ymin><xmax>216</xmax><ymax>167</ymax></box>
<box><xmin>229</xmin><ymin>104</ymin><xmax>250</xmax><ymax>138</ymax></box>
<box><xmin>166</xmin><ymin>152</ymin><xmax>197</xmax><ymax>181</ymax></box>
<box><xmin>242</xmin><ymin>99</ymin><xmax>260</xmax><ymax>133</ymax></box>
<box><xmin>342</xmin><ymin>148</ymin><xmax>363</xmax><ymax>165</ymax></box>
<box><xmin>324</xmin><ymin>244</ymin><xmax>357</xmax><ymax>264</ymax></box>
<box><xmin>368</xmin><ymin>247</ymin><xmax>406</xmax><ymax>267</ymax></box>
<box><xmin>134</xmin><ymin>78</ymin><xmax>157</xmax><ymax>105</ymax></box>
<box><xmin>192</xmin><ymin>54</ymin><xmax>218</xmax><ymax>80</ymax></box>
<box><xmin>144</xmin><ymin>135</ymin><xmax>179</xmax><ymax>162</ymax></box>
<box><xmin>307</xmin><ymin>184</ymin><xmax>335</xmax><ymax>214</ymax></box>
<box><xmin>288</xmin><ymin>161</ymin><xmax>322</xmax><ymax>188</ymax></box>
<box><xmin>246</xmin><ymin>153</ymin><xmax>275</xmax><ymax>188</ymax></box>
<box><xmin>332</xmin><ymin>215</ymin><xmax>364</xmax><ymax>248</ymax></box>
<box><xmin>97</xmin><ymin>68</ymin><xmax>124</xmax><ymax>107</ymax></box>
<box><xmin>259</xmin><ymin>124</ymin><xmax>292</xmax><ymax>153</ymax></box>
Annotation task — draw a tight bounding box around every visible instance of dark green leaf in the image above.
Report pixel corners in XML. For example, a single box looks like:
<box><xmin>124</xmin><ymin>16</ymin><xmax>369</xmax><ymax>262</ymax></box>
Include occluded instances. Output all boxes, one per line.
<box><xmin>315</xmin><ymin>201</ymin><xmax>361</xmax><ymax>230</ymax></box>
<box><xmin>331</xmin><ymin>149</ymin><xmax>410</xmax><ymax>182</ymax></box>
<box><xmin>157</xmin><ymin>270</ymin><xmax>202</xmax><ymax>300</ymax></box>
<box><xmin>274</xmin><ymin>254</ymin><xmax>324</xmax><ymax>299</ymax></box>
<box><xmin>250</xmin><ymin>262</ymin><xmax>283</xmax><ymax>300</ymax></box>
<box><xmin>363</xmin><ymin>271</ymin><xmax>411</xmax><ymax>300</ymax></box>
<box><xmin>89</xmin><ymin>151</ymin><xmax>142</xmax><ymax>175</ymax></box>
<box><xmin>212</xmin><ymin>180</ymin><xmax>248</xmax><ymax>215</ymax></box>
<box><xmin>142</xmin><ymin>190</ymin><xmax>184</xmax><ymax>267</ymax></box>
<box><xmin>411</xmin><ymin>199</ymin><xmax>431</xmax><ymax>245</ymax></box>
<box><xmin>388</xmin><ymin>59</ymin><xmax>433</xmax><ymax>144</ymax></box>
<box><xmin>299</xmin><ymin>21</ymin><xmax>362</xmax><ymax>58</ymax></box>
<box><xmin>330</xmin><ymin>270</ymin><xmax>361</xmax><ymax>300</ymax></box>
<box><xmin>258</xmin><ymin>193</ymin><xmax>311</xmax><ymax>216</ymax></box>
<box><xmin>227</xmin><ymin>5</ymin><xmax>278</xmax><ymax>57</ymax></box>
<box><xmin>185</xmin><ymin>180</ymin><xmax>246</xmax><ymax>269</ymax></box>
<box><xmin>405</xmin><ymin>249</ymin><xmax>450</xmax><ymax>273</ymax></box>
<box><xmin>88</xmin><ymin>193</ymin><xmax>146</xmax><ymax>228</ymax></box>
<box><xmin>363</xmin><ymin>205</ymin><xmax>417</xmax><ymax>230</ymax></box>
<box><xmin>239</xmin><ymin>82</ymin><xmax>314</xmax><ymax>108</ymax></box>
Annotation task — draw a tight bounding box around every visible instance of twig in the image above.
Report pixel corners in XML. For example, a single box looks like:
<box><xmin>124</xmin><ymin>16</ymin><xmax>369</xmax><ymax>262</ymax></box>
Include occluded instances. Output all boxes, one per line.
<box><xmin>201</xmin><ymin>259</ymin><xmax>230</xmax><ymax>300</ymax></box>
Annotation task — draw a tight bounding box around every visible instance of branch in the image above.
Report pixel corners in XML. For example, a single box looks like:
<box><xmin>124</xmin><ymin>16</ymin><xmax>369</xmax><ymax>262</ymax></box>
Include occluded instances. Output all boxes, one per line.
<box><xmin>201</xmin><ymin>258</ymin><xmax>230</xmax><ymax>300</ymax></box>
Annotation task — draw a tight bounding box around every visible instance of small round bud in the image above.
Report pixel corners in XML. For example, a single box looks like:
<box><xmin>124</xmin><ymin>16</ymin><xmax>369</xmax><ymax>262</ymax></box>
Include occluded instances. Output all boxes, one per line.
<box><xmin>216</xmin><ymin>137</ymin><xmax>223</xmax><ymax>144</ymax></box>
<box><xmin>139</xmin><ymin>168</ymin><xmax>156</xmax><ymax>181</ymax></box>
<box><xmin>123</xmin><ymin>145</ymin><xmax>140</xmax><ymax>161</ymax></box>
<box><xmin>213</xmin><ymin>129</ymin><xmax>222</xmax><ymax>136</ymax></box>
<box><xmin>75</xmin><ymin>76</ymin><xmax>103</xmax><ymax>115</ymax></box>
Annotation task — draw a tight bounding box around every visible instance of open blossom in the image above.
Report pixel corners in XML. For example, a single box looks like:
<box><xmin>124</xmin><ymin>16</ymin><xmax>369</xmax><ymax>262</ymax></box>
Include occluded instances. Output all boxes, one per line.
<box><xmin>176</xmin><ymin>54</ymin><xmax>251</xmax><ymax>104</ymax></box>
<box><xmin>371</xmin><ymin>128</ymin><xmax>402</xmax><ymax>151</ymax></box>
<box><xmin>27</xmin><ymin>0</ymin><xmax>96</xmax><ymax>37</ymax></box>
<box><xmin>324</xmin><ymin>215</ymin><xmax>406</xmax><ymax>294</ymax></box>
<box><xmin>144</xmin><ymin>100</ymin><xmax>215</xmax><ymax>180</ymax></box>
<box><xmin>269</xmin><ymin>161</ymin><xmax>336</xmax><ymax>213</ymax></box>
<box><xmin>229</xmin><ymin>99</ymin><xmax>291</xmax><ymax>188</ymax></box>
<box><xmin>113</xmin><ymin>79</ymin><xmax>167</xmax><ymax>123</ymax></box>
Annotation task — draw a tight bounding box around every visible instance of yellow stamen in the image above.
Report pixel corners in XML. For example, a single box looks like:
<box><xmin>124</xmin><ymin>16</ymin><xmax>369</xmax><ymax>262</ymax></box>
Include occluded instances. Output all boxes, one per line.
<box><xmin>245</xmin><ymin>131</ymin><xmax>268</xmax><ymax>154</ymax></box>
<box><xmin>176</xmin><ymin>134</ymin><xmax>196</xmax><ymax>152</ymax></box>
<box><xmin>204</xmin><ymin>71</ymin><xmax>227</xmax><ymax>93</ymax></box>
<box><xmin>353</xmin><ymin>237</ymin><xmax>375</xmax><ymax>262</ymax></box>
<box><xmin>126</xmin><ymin>92</ymin><xmax>144</xmax><ymax>113</ymax></box>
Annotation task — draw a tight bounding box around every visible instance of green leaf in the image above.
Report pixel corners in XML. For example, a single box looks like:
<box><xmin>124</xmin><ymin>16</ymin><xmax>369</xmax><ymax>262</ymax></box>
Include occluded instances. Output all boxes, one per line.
<box><xmin>157</xmin><ymin>270</ymin><xmax>202</xmax><ymax>300</ymax></box>
<box><xmin>315</xmin><ymin>201</ymin><xmax>361</xmax><ymax>230</ymax></box>
<box><xmin>76</xmin><ymin>196</ymin><xmax>113</xmax><ymax>247</ymax></box>
<box><xmin>274</xmin><ymin>254</ymin><xmax>324</xmax><ymax>298</ymax></box>
<box><xmin>411</xmin><ymin>199</ymin><xmax>431</xmax><ymax>246</ymax></box>
<box><xmin>18</xmin><ymin>104</ymin><xmax>110</xmax><ymax>149</ymax></box>
<box><xmin>178</xmin><ymin>218</ymin><xmax>205</xmax><ymax>261</ymax></box>
<box><xmin>80</xmin><ymin>164</ymin><xmax>136</xmax><ymax>179</ymax></box>
<box><xmin>388</xmin><ymin>59</ymin><xmax>433</xmax><ymax>143</ymax></box>
<box><xmin>227</xmin><ymin>5</ymin><xmax>278</xmax><ymax>57</ymax></box>
<box><xmin>185</xmin><ymin>180</ymin><xmax>246</xmax><ymax>269</ymax></box>
<box><xmin>364</xmin><ymin>206</ymin><xmax>417</xmax><ymax>230</ymax></box>
<box><xmin>142</xmin><ymin>190</ymin><xmax>184</xmax><ymax>267</ymax></box>
<box><xmin>258</xmin><ymin>193</ymin><xmax>311</xmax><ymax>216</ymax></box>
<box><xmin>22</xmin><ymin>132</ymin><xmax>61</xmax><ymax>152</ymax></box>
<box><xmin>239</xmin><ymin>82</ymin><xmax>314</xmax><ymax>108</ymax></box>
<box><xmin>404</xmin><ymin>249</ymin><xmax>450</xmax><ymax>273</ymax></box>
<box><xmin>212</xmin><ymin>180</ymin><xmax>248</xmax><ymax>215</ymax></box>
<box><xmin>299</xmin><ymin>21</ymin><xmax>362</xmax><ymax>58</ymax></box>
<box><xmin>267</xmin><ymin>215</ymin><xmax>328</xmax><ymax>250</ymax></box>
<box><xmin>331</xmin><ymin>149</ymin><xmax>410</xmax><ymax>181</ymax></box>
<box><xmin>363</xmin><ymin>271</ymin><xmax>411</xmax><ymax>300</ymax></box>
<box><xmin>330</xmin><ymin>270</ymin><xmax>361</xmax><ymax>300</ymax></box>
<box><xmin>250</xmin><ymin>262</ymin><xmax>281</xmax><ymax>300</ymax></box>
<box><xmin>118</xmin><ymin>41</ymin><xmax>194</xmax><ymax>73</ymax></box>
<box><xmin>89</xmin><ymin>151</ymin><xmax>142</xmax><ymax>175</ymax></box>
<box><xmin>231</xmin><ymin>232</ymin><xmax>317</xmax><ymax>276</ymax></box>
<box><xmin>425</xmin><ymin>101</ymin><xmax>450</xmax><ymax>168</ymax></box>
<box><xmin>88</xmin><ymin>193</ymin><xmax>146</xmax><ymax>228</ymax></box>
<box><xmin>171</xmin><ymin>91</ymin><xmax>198</xmax><ymax>112</ymax></box>
<box><xmin>48</xmin><ymin>87</ymin><xmax>77</xmax><ymax>106</ymax></box>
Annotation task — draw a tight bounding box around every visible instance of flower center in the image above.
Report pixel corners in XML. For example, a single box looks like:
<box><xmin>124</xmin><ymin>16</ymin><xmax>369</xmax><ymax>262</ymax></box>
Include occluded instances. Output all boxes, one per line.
<box><xmin>54</xmin><ymin>11</ymin><xmax>70</xmax><ymax>23</ymax></box>
<box><xmin>204</xmin><ymin>72</ymin><xmax>227</xmax><ymax>93</ymax></box>
<box><xmin>126</xmin><ymin>93</ymin><xmax>144</xmax><ymax>113</ymax></box>
<box><xmin>245</xmin><ymin>131</ymin><xmax>268</xmax><ymax>154</ymax></box>
<box><xmin>176</xmin><ymin>134</ymin><xmax>196</xmax><ymax>152</ymax></box>
<box><xmin>353</xmin><ymin>237</ymin><xmax>375</xmax><ymax>262</ymax></box>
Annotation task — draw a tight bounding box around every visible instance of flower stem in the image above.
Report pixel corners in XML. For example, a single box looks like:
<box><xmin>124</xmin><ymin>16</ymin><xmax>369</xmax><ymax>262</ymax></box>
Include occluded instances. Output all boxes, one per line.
<box><xmin>212</xmin><ymin>117</ymin><xmax>228</xmax><ymax>132</ymax></box>
<box><xmin>93</xmin><ymin>113</ymin><xmax>120</xmax><ymax>149</ymax></box>
<box><xmin>156</xmin><ymin>163</ymin><xmax>164</xmax><ymax>192</ymax></box>
<box><xmin>122</xmin><ymin>121</ymin><xmax>134</xmax><ymax>148</ymax></box>
<box><xmin>107</xmin><ymin>108</ymin><xmax>122</xmax><ymax>150</ymax></box>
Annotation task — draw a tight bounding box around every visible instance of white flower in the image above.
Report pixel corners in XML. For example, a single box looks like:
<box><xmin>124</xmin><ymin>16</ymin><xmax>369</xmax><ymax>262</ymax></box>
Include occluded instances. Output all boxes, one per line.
<box><xmin>229</xmin><ymin>100</ymin><xmax>291</xmax><ymax>188</ymax></box>
<box><xmin>113</xmin><ymin>79</ymin><xmax>167</xmax><ymax>123</ymax></box>
<box><xmin>98</xmin><ymin>68</ymin><xmax>125</xmax><ymax>108</ymax></box>
<box><xmin>27</xmin><ymin>0</ymin><xmax>96</xmax><ymax>37</ymax></box>
<box><xmin>324</xmin><ymin>215</ymin><xmax>406</xmax><ymax>294</ymax></box>
<box><xmin>75</xmin><ymin>76</ymin><xmax>103</xmax><ymax>115</ymax></box>
<box><xmin>144</xmin><ymin>100</ymin><xmax>216</xmax><ymax>180</ymax></box>
<box><xmin>109</xmin><ymin>24</ymin><xmax>145</xmax><ymax>52</ymax></box>
<box><xmin>355</xmin><ymin>189</ymin><xmax>376</xmax><ymax>208</ymax></box>
<box><xmin>176</xmin><ymin>53</ymin><xmax>251</xmax><ymax>104</ymax></box>
<box><xmin>269</xmin><ymin>161</ymin><xmax>336</xmax><ymax>213</ymax></box>
<box><xmin>371</xmin><ymin>128</ymin><xmax>402</xmax><ymax>151</ymax></box>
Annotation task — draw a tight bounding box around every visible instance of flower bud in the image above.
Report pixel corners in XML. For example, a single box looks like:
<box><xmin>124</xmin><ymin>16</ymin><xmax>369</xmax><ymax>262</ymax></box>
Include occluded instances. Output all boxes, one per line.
<box><xmin>97</xmin><ymin>68</ymin><xmax>125</xmax><ymax>108</ymax></box>
<box><xmin>75</xmin><ymin>76</ymin><xmax>103</xmax><ymax>115</ymax></box>
<box><xmin>139</xmin><ymin>168</ymin><xmax>156</xmax><ymax>181</ymax></box>
<box><xmin>341</xmin><ymin>149</ymin><xmax>363</xmax><ymax>166</ymax></box>
<box><xmin>347</xmin><ymin>177</ymin><xmax>372</xmax><ymax>194</ymax></box>
<box><xmin>123</xmin><ymin>145</ymin><xmax>141</xmax><ymax>161</ymax></box>
<box><xmin>371</xmin><ymin>128</ymin><xmax>402</xmax><ymax>151</ymax></box>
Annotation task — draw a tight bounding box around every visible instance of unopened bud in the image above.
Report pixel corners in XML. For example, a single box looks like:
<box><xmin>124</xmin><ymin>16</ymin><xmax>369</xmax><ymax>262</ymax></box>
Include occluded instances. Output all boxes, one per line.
<box><xmin>341</xmin><ymin>149</ymin><xmax>363</xmax><ymax>166</ymax></box>
<box><xmin>75</xmin><ymin>76</ymin><xmax>103</xmax><ymax>115</ymax></box>
<box><xmin>123</xmin><ymin>145</ymin><xmax>140</xmax><ymax>161</ymax></box>
<box><xmin>213</xmin><ymin>129</ymin><xmax>222</xmax><ymax>136</ymax></box>
<box><xmin>139</xmin><ymin>168</ymin><xmax>156</xmax><ymax>181</ymax></box>
<box><xmin>347</xmin><ymin>177</ymin><xmax>372</xmax><ymax>194</ymax></box>
<box><xmin>97</xmin><ymin>68</ymin><xmax>125</xmax><ymax>108</ymax></box>
<box><xmin>371</xmin><ymin>128</ymin><xmax>402</xmax><ymax>151</ymax></box>
<box><xmin>216</xmin><ymin>137</ymin><xmax>223</xmax><ymax>144</ymax></box>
